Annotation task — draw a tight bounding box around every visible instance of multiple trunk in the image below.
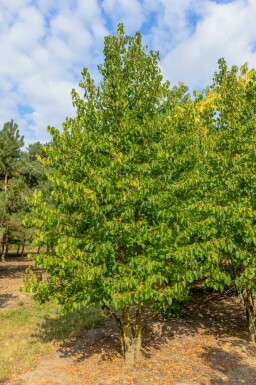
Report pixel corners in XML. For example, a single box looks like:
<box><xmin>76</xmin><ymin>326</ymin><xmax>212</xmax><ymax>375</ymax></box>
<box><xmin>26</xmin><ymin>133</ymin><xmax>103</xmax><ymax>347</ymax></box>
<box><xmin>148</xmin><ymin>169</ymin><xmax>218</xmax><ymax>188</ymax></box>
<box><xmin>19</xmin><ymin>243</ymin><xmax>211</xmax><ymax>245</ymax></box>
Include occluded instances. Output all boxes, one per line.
<box><xmin>16</xmin><ymin>240</ymin><xmax>26</xmax><ymax>256</ymax></box>
<box><xmin>1</xmin><ymin>239</ymin><xmax>27</xmax><ymax>261</ymax></box>
<box><xmin>120</xmin><ymin>306</ymin><xmax>142</xmax><ymax>365</ymax></box>
<box><xmin>104</xmin><ymin>304</ymin><xmax>143</xmax><ymax>365</ymax></box>
<box><xmin>1</xmin><ymin>239</ymin><xmax>42</xmax><ymax>261</ymax></box>
<box><xmin>107</xmin><ymin>290</ymin><xmax>256</xmax><ymax>365</ymax></box>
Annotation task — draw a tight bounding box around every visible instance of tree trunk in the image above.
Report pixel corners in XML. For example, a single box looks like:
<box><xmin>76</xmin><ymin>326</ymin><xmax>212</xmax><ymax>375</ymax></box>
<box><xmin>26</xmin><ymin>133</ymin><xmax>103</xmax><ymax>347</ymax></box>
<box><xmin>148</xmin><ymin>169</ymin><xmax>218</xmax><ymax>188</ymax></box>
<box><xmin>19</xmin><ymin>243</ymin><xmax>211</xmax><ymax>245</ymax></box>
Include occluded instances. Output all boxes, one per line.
<box><xmin>4</xmin><ymin>172</ymin><xmax>8</xmax><ymax>191</ymax></box>
<box><xmin>134</xmin><ymin>305</ymin><xmax>142</xmax><ymax>361</ymax></box>
<box><xmin>120</xmin><ymin>306</ymin><xmax>142</xmax><ymax>365</ymax></box>
<box><xmin>17</xmin><ymin>242</ymin><xmax>20</xmax><ymax>255</ymax></box>
<box><xmin>122</xmin><ymin>308</ymin><xmax>135</xmax><ymax>365</ymax></box>
<box><xmin>1</xmin><ymin>237</ymin><xmax>3</xmax><ymax>257</ymax></box>
<box><xmin>21</xmin><ymin>240</ymin><xmax>25</xmax><ymax>256</ymax></box>
<box><xmin>241</xmin><ymin>290</ymin><xmax>256</xmax><ymax>343</ymax></box>
<box><xmin>103</xmin><ymin>303</ymin><xmax>143</xmax><ymax>364</ymax></box>
<box><xmin>1</xmin><ymin>241</ymin><xmax>8</xmax><ymax>262</ymax></box>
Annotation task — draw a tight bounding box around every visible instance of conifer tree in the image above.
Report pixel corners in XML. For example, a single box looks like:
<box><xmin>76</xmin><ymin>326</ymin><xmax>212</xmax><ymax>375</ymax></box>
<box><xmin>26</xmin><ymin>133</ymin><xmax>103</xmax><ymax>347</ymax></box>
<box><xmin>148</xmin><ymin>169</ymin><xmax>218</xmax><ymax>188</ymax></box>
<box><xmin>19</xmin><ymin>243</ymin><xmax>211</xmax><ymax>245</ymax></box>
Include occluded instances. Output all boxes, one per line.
<box><xmin>0</xmin><ymin>120</ymin><xmax>24</xmax><ymax>261</ymax></box>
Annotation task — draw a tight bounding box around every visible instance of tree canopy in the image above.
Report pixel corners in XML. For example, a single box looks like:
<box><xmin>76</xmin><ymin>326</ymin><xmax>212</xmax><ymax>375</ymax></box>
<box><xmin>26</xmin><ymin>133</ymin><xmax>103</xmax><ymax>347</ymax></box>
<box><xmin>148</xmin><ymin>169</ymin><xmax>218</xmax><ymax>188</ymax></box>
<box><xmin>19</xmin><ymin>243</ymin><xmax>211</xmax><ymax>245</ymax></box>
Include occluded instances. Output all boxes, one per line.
<box><xmin>17</xmin><ymin>26</ymin><xmax>256</xmax><ymax>362</ymax></box>
<box><xmin>193</xmin><ymin>59</ymin><xmax>256</xmax><ymax>341</ymax></box>
<box><xmin>0</xmin><ymin>121</ymin><xmax>25</xmax><ymax>261</ymax></box>
<box><xmin>0</xmin><ymin>126</ymin><xmax>49</xmax><ymax>261</ymax></box>
<box><xmin>24</xmin><ymin>24</ymin><xmax>206</xmax><ymax>364</ymax></box>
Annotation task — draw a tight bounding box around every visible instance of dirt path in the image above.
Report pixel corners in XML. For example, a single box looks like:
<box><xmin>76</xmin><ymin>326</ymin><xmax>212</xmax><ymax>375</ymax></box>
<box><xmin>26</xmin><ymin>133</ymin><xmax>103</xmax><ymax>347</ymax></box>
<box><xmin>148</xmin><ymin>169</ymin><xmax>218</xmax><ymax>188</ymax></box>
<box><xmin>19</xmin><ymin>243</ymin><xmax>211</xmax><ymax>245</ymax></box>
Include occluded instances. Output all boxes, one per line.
<box><xmin>1</xmin><ymin>256</ymin><xmax>256</xmax><ymax>385</ymax></box>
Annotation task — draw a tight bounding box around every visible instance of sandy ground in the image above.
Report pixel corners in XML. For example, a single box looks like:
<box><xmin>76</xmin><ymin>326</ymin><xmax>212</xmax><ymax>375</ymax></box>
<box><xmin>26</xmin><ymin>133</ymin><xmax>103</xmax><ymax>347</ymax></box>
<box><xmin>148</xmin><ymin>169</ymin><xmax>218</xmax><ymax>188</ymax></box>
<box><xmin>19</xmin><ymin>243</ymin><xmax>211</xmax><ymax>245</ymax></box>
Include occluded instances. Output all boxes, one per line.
<box><xmin>0</xmin><ymin>255</ymin><xmax>35</xmax><ymax>310</ymax></box>
<box><xmin>1</xmin><ymin>255</ymin><xmax>256</xmax><ymax>385</ymax></box>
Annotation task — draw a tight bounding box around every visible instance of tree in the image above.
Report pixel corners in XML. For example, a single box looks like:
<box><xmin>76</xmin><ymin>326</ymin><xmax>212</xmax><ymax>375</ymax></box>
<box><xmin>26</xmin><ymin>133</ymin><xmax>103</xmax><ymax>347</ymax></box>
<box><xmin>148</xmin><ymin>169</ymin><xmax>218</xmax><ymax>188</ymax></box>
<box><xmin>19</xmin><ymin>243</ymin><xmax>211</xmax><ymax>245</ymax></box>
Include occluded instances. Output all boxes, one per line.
<box><xmin>25</xmin><ymin>25</ymin><xmax>203</xmax><ymax>364</ymax></box>
<box><xmin>21</xmin><ymin>142</ymin><xmax>49</xmax><ymax>190</ymax></box>
<box><xmin>20</xmin><ymin>142</ymin><xmax>52</xmax><ymax>253</ymax></box>
<box><xmin>0</xmin><ymin>127</ymin><xmax>52</xmax><ymax>261</ymax></box>
<box><xmin>0</xmin><ymin>120</ymin><xmax>24</xmax><ymax>191</ymax></box>
<box><xmin>0</xmin><ymin>120</ymin><xmax>25</xmax><ymax>261</ymax></box>
<box><xmin>192</xmin><ymin>59</ymin><xmax>256</xmax><ymax>342</ymax></box>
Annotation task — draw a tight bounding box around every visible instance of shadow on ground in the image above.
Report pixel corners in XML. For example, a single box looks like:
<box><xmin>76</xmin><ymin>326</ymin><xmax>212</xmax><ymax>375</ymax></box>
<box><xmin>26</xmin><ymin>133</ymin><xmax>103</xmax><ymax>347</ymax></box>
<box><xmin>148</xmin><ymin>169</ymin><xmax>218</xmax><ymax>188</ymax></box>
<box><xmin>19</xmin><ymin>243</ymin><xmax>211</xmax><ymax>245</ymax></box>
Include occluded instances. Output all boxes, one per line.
<box><xmin>37</xmin><ymin>291</ymin><xmax>252</xmax><ymax>364</ymax></box>
<box><xmin>0</xmin><ymin>255</ymin><xmax>32</xmax><ymax>279</ymax></box>
<box><xmin>3</xmin><ymin>277</ymin><xmax>256</xmax><ymax>385</ymax></box>
<box><xmin>37</xmin><ymin>309</ymin><xmax>121</xmax><ymax>362</ymax></box>
<box><xmin>142</xmin><ymin>290</ymin><xmax>249</xmax><ymax>351</ymax></box>
<box><xmin>199</xmin><ymin>345</ymin><xmax>256</xmax><ymax>384</ymax></box>
<box><xmin>0</xmin><ymin>293</ymin><xmax>18</xmax><ymax>309</ymax></box>
<box><xmin>0</xmin><ymin>255</ymin><xmax>43</xmax><ymax>280</ymax></box>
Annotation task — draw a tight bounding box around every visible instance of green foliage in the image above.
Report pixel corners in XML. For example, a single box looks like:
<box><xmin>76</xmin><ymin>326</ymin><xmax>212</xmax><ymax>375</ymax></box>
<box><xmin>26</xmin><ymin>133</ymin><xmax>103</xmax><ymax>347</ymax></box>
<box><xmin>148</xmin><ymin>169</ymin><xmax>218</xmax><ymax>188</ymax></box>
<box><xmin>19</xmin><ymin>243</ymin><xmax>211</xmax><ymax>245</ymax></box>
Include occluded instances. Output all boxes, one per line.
<box><xmin>1</xmin><ymin>22</ymin><xmax>256</xmax><ymax>355</ymax></box>
<box><xmin>0</xmin><ymin>121</ymin><xmax>26</xmax><ymax>258</ymax></box>
<box><xmin>191</xmin><ymin>59</ymin><xmax>256</xmax><ymax>302</ymax></box>
<box><xmin>189</xmin><ymin>60</ymin><xmax>256</xmax><ymax>341</ymax></box>
<box><xmin>0</xmin><ymin>120</ymin><xmax>24</xmax><ymax>181</ymax></box>
<box><xmin>0</xmin><ymin>123</ymin><xmax>49</xmax><ymax>257</ymax></box>
<box><xmin>26</xmin><ymin>25</ymin><xmax>203</xmax><ymax>319</ymax></box>
<box><xmin>21</xmin><ymin>27</ymin><xmax>256</xmax><ymax>349</ymax></box>
<box><xmin>1</xmin><ymin>176</ymin><xmax>30</xmax><ymax>234</ymax></box>
<box><xmin>151</xmin><ymin>298</ymin><xmax>184</xmax><ymax>318</ymax></box>
<box><xmin>21</xmin><ymin>142</ymin><xmax>49</xmax><ymax>190</ymax></box>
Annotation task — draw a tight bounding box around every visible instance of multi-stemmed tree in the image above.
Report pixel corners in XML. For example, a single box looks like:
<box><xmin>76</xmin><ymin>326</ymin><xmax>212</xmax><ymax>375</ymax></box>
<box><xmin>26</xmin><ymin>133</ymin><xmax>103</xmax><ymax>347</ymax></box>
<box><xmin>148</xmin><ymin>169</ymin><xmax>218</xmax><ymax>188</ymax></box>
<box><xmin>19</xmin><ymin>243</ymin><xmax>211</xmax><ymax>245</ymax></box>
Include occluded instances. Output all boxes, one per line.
<box><xmin>25</xmin><ymin>25</ymin><xmax>204</xmax><ymax>363</ymax></box>
<box><xmin>192</xmin><ymin>60</ymin><xmax>256</xmax><ymax>341</ymax></box>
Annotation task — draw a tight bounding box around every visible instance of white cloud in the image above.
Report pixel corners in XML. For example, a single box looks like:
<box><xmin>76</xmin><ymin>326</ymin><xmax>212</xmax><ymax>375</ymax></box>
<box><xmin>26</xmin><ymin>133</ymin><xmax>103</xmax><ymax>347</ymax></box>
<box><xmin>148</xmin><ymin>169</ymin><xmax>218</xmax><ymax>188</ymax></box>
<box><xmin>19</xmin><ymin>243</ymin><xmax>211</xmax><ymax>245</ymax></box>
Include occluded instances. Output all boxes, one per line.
<box><xmin>0</xmin><ymin>0</ymin><xmax>107</xmax><ymax>143</ymax></box>
<box><xmin>102</xmin><ymin>0</ymin><xmax>145</xmax><ymax>32</ymax></box>
<box><xmin>8</xmin><ymin>6</ymin><xmax>45</xmax><ymax>51</ymax></box>
<box><xmin>160</xmin><ymin>0</ymin><xmax>256</xmax><ymax>88</ymax></box>
<box><xmin>142</xmin><ymin>0</ymin><xmax>202</xmax><ymax>54</ymax></box>
<box><xmin>0</xmin><ymin>0</ymin><xmax>256</xmax><ymax>144</ymax></box>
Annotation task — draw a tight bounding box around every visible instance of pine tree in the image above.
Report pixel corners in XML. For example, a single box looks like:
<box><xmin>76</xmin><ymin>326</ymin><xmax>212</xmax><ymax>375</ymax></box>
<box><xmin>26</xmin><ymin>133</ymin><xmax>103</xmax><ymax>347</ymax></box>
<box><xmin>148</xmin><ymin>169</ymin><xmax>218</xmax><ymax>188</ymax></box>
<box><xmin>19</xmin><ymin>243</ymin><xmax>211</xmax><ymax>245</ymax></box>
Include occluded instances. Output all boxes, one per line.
<box><xmin>0</xmin><ymin>120</ymin><xmax>24</xmax><ymax>261</ymax></box>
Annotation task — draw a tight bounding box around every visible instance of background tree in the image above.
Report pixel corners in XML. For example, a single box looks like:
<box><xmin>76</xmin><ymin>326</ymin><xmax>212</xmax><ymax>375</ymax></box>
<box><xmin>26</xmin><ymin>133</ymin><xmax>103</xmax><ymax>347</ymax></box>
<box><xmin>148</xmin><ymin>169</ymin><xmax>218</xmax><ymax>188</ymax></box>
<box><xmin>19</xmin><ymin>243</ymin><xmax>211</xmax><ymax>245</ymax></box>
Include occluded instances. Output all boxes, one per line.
<box><xmin>192</xmin><ymin>59</ymin><xmax>256</xmax><ymax>342</ymax></box>
<box><xmin>0</xmin><ymin>125</ymin><xmax>49</xmax><ymax>260</ymax></box>
<box><xmin>25</xmin><ymin>25</ymin><xmax>204</xmax><ymax>364</ymax></box>
<box><xmin>21</xmin><ymin>142</ymin><xmax>52</xmax><ymax>253</ymax></box>
<box><xmin>21</xmin><ymin>142</ymin><xmax>48</xmax><ymax>189</ymax></box>
<box><xmin>0</xmin><ymin>120</ymin><xmax>24</xmax><ymax>191</ymax></box>
<box><xmin>0</xmin><ymin>121</ymin><xmax>25</xmax><ymax>261</ymax></box>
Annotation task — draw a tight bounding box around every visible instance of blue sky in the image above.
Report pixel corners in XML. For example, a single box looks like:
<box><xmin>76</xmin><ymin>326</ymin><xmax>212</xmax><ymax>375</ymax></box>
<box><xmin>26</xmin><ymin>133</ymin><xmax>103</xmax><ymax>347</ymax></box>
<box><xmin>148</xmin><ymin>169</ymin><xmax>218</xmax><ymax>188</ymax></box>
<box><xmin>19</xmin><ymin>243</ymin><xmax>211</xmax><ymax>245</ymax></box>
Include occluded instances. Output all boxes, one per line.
<box><xmin>0</xmin><ymin>0</ymin><xmax>256</xmax><ymax>145</ymax></box>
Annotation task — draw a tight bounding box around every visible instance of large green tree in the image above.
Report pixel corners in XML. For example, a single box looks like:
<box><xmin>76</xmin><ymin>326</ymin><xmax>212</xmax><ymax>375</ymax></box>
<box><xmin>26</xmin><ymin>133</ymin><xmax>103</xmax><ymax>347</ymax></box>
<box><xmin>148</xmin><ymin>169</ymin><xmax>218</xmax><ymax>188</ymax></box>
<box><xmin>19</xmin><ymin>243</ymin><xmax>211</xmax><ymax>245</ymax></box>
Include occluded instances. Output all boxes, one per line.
<box><xmin>192</xmin><ymin>59</ymin><xmax>256</xmax><ymax>342</ymax></box>
<box><xmin>26</xmin><ymin>25</ymin><xmax>203</xmax><ymax>363</ymax></box>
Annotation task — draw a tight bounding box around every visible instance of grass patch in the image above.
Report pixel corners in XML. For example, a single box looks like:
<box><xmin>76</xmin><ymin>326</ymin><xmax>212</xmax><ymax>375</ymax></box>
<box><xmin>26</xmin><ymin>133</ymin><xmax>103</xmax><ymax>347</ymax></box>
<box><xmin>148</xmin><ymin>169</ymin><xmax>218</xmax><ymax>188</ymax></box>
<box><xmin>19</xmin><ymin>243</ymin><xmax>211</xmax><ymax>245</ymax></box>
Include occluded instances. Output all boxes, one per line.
<box><xmin>0</xmin><ymin>300</ymin><xmax>102</xmax><ymax>382</ymax></box>
<box><xmin>39</xmin><ymin>306</ymin><xmax>102</xmax><ymax>342</ymax></box>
